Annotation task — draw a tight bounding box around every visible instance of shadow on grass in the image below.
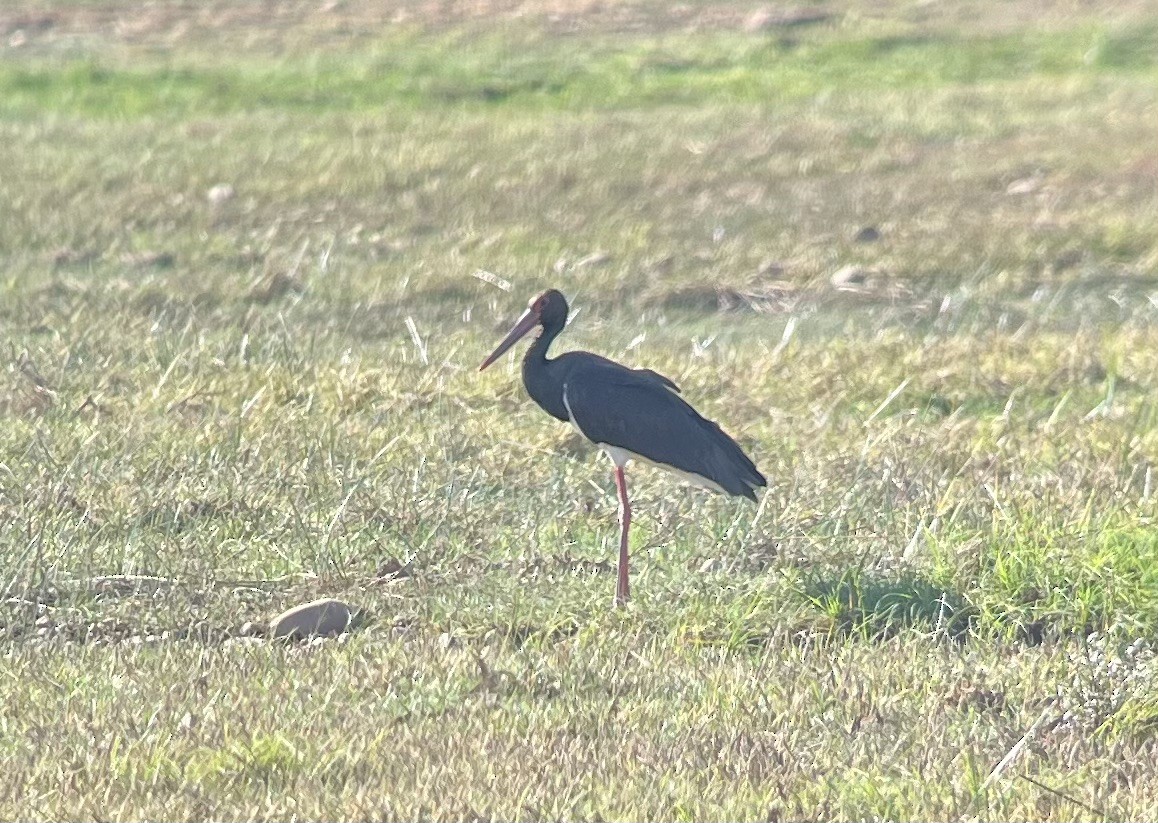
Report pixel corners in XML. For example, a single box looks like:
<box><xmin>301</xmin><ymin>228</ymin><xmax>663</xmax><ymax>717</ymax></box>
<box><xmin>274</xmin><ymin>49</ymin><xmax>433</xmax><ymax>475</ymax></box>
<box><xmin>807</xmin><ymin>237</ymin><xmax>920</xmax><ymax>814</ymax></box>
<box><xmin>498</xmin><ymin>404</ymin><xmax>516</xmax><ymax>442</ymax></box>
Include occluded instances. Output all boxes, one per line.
<box><xmin>676</xmin><ymin>571</ymin><xmax>976</xmax><ymax>653</ymax></box>
<box><xmin>799</xmin><ymin>572</ymin><xmax>1101</xmax><ymax>646</ymax></box>
<box><xmin>801</xmin><ymin>568</ymin><xmax>976</xmax><ymax>641</ymax></box>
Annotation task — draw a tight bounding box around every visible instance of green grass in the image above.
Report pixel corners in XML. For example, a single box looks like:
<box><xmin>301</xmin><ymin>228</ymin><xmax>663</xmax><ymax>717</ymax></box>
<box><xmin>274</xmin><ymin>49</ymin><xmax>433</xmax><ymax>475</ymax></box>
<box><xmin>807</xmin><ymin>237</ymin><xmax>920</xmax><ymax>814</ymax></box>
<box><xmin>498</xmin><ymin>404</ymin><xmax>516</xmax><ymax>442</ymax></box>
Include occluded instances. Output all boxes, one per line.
<box><xmin>3</xmin><ymin>0</ymin><xmax>1158</xmax><ymax>819</ymax></box>
<box><xmin>3</xmin><ymin>24</ymin><xmax>1158</xmax><ymax>118</ymax></box>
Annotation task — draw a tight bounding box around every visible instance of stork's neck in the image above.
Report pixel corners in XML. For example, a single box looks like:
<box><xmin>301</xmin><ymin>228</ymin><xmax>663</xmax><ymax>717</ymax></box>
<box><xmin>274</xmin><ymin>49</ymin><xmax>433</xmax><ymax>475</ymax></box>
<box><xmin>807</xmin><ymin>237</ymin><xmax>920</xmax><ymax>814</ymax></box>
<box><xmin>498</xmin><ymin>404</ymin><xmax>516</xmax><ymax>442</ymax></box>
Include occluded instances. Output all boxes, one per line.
<box><xmin>521</xmin><ymin>318</ymin><xmax>570</xmax><ymax>422</ymax></box>
<box><xmin>525</xmin><ymin>319</ymin><xmax>560</xmax><ymax>364</ymax></box>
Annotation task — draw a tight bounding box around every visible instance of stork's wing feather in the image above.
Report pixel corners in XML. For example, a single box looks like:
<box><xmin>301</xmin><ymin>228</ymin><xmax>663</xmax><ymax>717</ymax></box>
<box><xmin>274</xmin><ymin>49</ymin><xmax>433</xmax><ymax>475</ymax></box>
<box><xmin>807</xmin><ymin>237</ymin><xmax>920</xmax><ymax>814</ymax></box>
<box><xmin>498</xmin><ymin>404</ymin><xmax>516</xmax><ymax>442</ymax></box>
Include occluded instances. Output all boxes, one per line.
<box><xmin>633</xmin><ymin>368</ymin><xmax>680</xmax><ymax>393</ymax></box>
<box><xmin>554</xmin><ymin>351</ymin><xmax>680</xmax><ymax>393</ymax></box>
<box><xmin>563</xmin><ymin>361</ymin><xmax>765</xmax><ymax>500</ymax></box>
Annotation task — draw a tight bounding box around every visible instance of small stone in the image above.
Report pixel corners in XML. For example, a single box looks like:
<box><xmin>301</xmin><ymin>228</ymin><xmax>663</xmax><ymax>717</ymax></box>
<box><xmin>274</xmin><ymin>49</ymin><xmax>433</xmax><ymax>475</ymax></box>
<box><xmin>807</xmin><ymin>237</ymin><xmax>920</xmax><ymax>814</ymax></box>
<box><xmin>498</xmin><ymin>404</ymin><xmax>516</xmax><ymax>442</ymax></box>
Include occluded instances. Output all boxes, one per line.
<box><xmin>698</xmin><ymin>557</ymin><xmax>724</xmax><ymax>574</ymax></box>
<box><xmin>207</xmin><ymin>183</ymin><xmax>235</xmax><ymax>204</ymax></box>
<box><xmin>250</xmin><ymin>272</ymin><xmax>304</xmax><ymax>305</ymax></box>
<box><xmin>374</xmin><ymin>558</ymin><xmax>411</xmax><ymax>581</ymax></box>
<box><xmin>119</xmin><ymin>250</ymin><xmax>175</xmax><ymax>269</ymax></box>
<box><xmin>744</xmin><ymin>8</ymin><xmax>776</xmax><ymax>31</ymax></box>
<box><xmin>575</xmin><ymin>251</ymin><xmax>611</xmax><ymax>268</ymax></box>
<box><xmin>757</xmin><ymin>259</ymin><xmax>785</xmax><ymax>277</ymax></box>
<box><xmin>744</xmin><ymin>7</ymin><xmax>832</xmax><ymax>31</ymax></box>
<box><xmin>269</xmin><ymin>598</ymin><xmax>352</xmax><ymax>640</ymax></box>
<box><xmin>853</xmin><ymin>226</ymin><xmax>881</xmax><ymax>243</ymax></box>
<box><xmin>1006</xmin><ymin>177</ymin><xmax>1041</xmax><ymax>195</ymax></box>
<box><xmin>830</xmin><ymin>264</ymin><xmax>869</xmax><ymax>290</ymax></box>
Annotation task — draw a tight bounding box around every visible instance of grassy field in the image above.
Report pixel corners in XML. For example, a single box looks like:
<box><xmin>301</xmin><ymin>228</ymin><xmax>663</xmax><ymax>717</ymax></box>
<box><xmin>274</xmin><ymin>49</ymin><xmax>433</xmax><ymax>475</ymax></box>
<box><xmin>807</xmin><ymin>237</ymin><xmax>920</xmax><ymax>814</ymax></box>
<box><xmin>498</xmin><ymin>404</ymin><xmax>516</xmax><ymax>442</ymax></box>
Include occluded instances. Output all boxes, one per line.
<box><xmin>3</xmin><ymin>0</ymin><xmax>1158</xmax><ymax>818</ymax></box>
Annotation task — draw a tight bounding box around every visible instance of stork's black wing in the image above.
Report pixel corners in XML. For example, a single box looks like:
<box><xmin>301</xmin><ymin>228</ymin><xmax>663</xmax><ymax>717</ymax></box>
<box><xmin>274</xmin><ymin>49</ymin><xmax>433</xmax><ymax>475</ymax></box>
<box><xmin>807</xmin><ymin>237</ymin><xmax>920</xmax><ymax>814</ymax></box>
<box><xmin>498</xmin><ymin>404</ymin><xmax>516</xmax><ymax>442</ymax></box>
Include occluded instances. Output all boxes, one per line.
<box><xmin>562</xmin><ymin>360</ymin><xmax>766</xmax><ymax>500</ymax></box>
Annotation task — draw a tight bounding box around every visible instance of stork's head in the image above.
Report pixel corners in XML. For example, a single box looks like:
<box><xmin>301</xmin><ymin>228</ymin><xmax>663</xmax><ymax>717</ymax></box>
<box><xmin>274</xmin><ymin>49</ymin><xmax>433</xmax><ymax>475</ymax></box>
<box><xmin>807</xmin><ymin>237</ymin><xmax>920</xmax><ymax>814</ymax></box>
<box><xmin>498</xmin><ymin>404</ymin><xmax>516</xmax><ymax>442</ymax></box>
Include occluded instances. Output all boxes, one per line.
<box><xmin>479</xmin><ymin>289</ymin><xmax>569</xmax><ymax>371</ymax></box>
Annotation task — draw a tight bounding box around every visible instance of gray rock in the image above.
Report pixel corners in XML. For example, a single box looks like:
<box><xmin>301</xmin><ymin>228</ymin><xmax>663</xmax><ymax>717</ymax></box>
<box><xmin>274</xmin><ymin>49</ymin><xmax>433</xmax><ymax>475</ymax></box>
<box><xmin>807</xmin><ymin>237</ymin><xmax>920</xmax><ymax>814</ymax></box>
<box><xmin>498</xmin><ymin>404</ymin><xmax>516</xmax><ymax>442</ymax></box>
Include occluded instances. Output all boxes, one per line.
<box><xmin>269</xmin><ymin>598</ymin><xmax>352</xmax><ymax>640</ymax></box>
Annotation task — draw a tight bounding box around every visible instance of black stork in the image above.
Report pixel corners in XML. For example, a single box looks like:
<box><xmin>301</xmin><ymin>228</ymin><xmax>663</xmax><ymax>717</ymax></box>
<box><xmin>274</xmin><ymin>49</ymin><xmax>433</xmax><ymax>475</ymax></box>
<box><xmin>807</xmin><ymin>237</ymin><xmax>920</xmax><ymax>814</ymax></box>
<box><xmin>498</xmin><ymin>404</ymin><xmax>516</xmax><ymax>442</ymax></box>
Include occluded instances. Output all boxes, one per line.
<box><xmin>479</xmin><ymin>289</ymin><xmax>766</xmax><ymax>607</ymax></box>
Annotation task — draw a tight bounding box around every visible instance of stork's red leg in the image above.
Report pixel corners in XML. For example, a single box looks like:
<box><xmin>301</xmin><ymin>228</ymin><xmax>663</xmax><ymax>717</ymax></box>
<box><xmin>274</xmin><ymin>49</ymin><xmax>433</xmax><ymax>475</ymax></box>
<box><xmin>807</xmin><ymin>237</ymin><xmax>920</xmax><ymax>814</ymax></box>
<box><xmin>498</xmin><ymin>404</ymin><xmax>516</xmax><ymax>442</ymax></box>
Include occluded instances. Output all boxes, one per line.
<box><xmin>614</xmin><ymin>466</ymin><xmax>631</xmax><ymax>607</ymax></box>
